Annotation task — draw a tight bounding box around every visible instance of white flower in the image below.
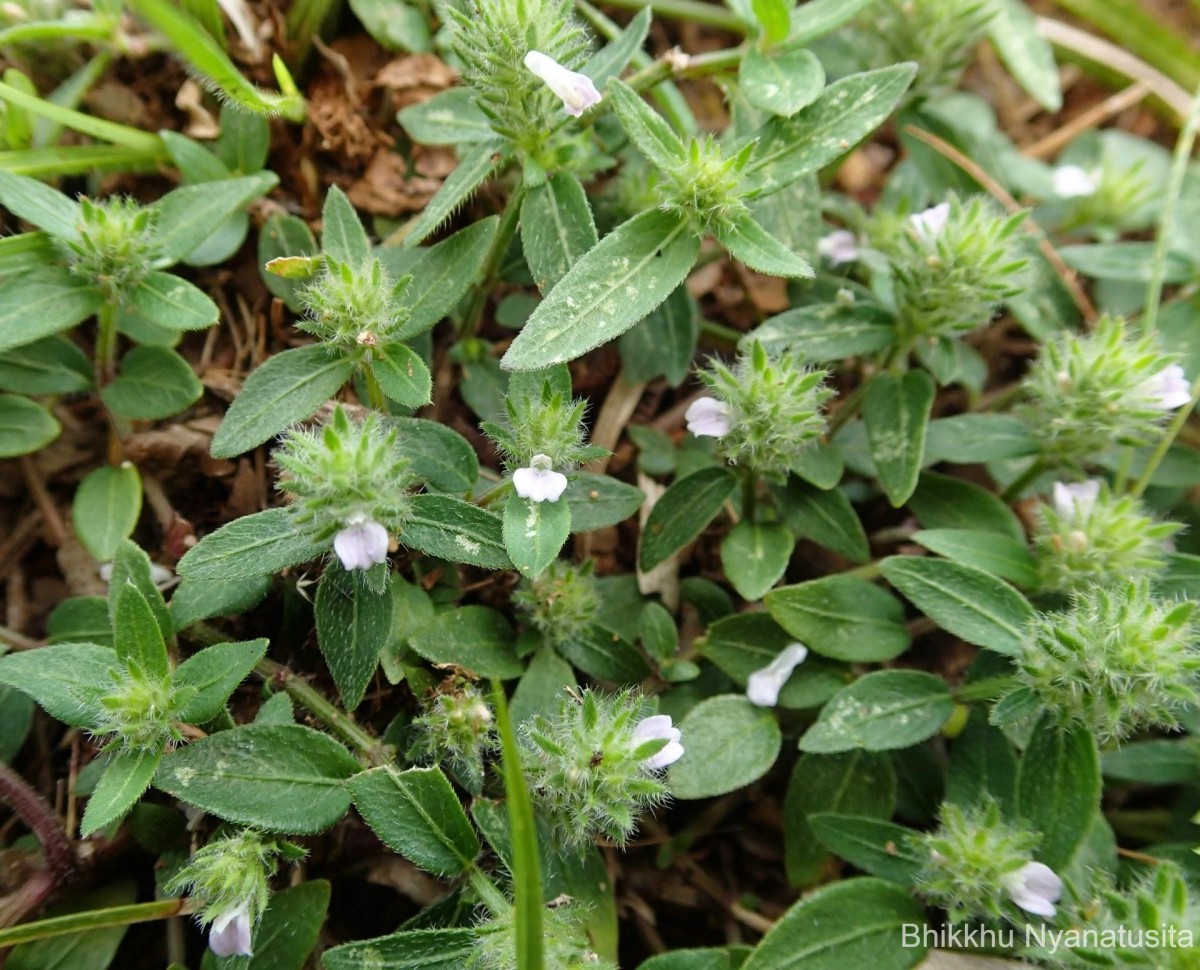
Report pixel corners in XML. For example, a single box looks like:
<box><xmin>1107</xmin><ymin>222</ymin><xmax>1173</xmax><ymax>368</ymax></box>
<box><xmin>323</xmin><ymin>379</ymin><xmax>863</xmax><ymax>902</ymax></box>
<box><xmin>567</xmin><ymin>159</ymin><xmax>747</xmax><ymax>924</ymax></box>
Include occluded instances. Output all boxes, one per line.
<box><xmin>746</xmin><ymin>642</ymin><xmax>809</xmax><ymax>707</ymax></box>
<box><xmin>685</xmin><ymin>396</ymin><xmax>732</xmax><ymax>438</ymax></box>
<box><xmin>909</xmin><ymin>202</ymin><xmax>951</xmax><ymax>238</ymax></box>
<box><xmin>523</xmin><ymin>51</ymin><xmax>601</xmax><ymax>117</ymax></box>
<box><xmin>512</xmin><ymin>454</ymin><xmax>568</xmax><ymax>503</ymax></box>
<box><xmin>1141</xmin><ymin>364</ymin><xmax>1191</xmax><ymax>410</ymax></box>
<box><xmin>1052</xmin><ymin>164</ymin><xmax>1097</xmax><ymax>198</ymax></box>
<box><xmin>98</xmin><ymin>562</ymin><xmax>174</xmax><ymax>586</ymax></box>
<box><xmin>817</xmin><ymin>229</ymin><xmax>859</xmax><ymax>265</ymax></box>
<box><xmin>1051</xmin><ymin>480</ymin><xmax>1101</xmax><ymax>521</ymax></box>
<box><xmin>1004</xmin><ymin>862</ymin><xmax>1063</xmax><ymax>919</ymax></box>
<box><xmin>209</xmin><ymin>903</ymin><xmax>253</xmax><ymax>957</ymax></box>
<box><xmin>632</xmin><ymin>714</ymin><xmax>684</xmax><ymax>770</ymax></box>
<box><xmin>333</xmin><ymin>514</ymin><xmax>389</xmax><ymax>571</ymax></box>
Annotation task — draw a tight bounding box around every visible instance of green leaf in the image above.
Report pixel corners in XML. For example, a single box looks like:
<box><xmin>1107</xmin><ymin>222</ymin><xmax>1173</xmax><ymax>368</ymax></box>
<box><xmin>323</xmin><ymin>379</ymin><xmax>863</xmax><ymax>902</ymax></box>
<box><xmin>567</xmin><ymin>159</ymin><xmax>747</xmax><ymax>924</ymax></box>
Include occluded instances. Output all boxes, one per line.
<box><xmin>396</xmin><ymin>217</ymin><xmax>498</xmax><ymax>340</ymax></box>
<box><xmin>742</xmin><ymin>877</ymin><xmax>927</xmax><ymax>970</ymax></box>
<box><xmin>397</xmin><ymin>88</ymin><xmax>495</xmax><ymax>145</ymax></box>
<box><xmin>0</xmin><ymin>642</ymin><xmax>113</xmax><ymax>729</ymax></box>
<box><xmin>210</xmin><ymin>344</ymin><xmax>355</xmax><ymax>457</ymax></box>
<box><xmin>348</xmin><ymin>0</ymin><xmax>430</xmax><ymax>52</ymax></box>
<box><xmin>173</xmin><ymin>639</ymin><xmax>268</xmax><ymax>724</ymax></box>
<box><xmin>747</xmin><ymin>302</ymin><xmax>894</xmax><ymax>361</ymax></box>
<box><xmin>669</xmin><ymin>695</ymin><xmax>782</xmax><ymax>799</ymax></box>
<box><xmin>503</xmin><ymin>492</ymin><xmax>571</xmax><ymax>579</ymax></box>
<box><xmin>126</xmin><ymin>272</ymin><xmax>218</xmax><ymax>332</ymax></box>
<box><xmin>403</xmin><ymin>142</ymin><xmax>504</xmax><ymax>248</ymax></box>
<box><xmin>407</xmin><ymin>606</ymin><xmax>523</xmax><ymax>679</ymax></box>
<box><xmin>583</xmin><ymin>7</ymin><xmax>651</xmax><ymax>86</ymax></box>
<box><xmin>618</xmin><ymin>283</ymin><xmax>699</xmax><ymax>386</ymax></box>
<box><xmin>740</xmin><ymin>44</ymin><xmax>824</xmax><ymax>117</ymax></box>
<box><xmin>880</xmin><ymin>556</ymin><xmax>1032</xmax><ymax>656</ymax></box>
<box><xmin>177</xmin><ymin>508</ymin><xmax>326</xmax><ymax>581</ymax></box>
<box><xmin>510</xmin><ymin>646</ymin><xmax>576</xmax><ymax>725</ymax></box>
<box><xmin>230</xmin><ymin>880</ymin><xmax>330</xmax><ymax>970</ymax></box>
<box><xmin>1016</xmin><ymin>716</ymin><xmax>1100</xmax><ymax>869</ymax></box>
<box><xmin>783</xmin><ymin>750</ymin><xmax>896</xmax><ymax>886</ymax></box>
<box><xmin>608</xmin><ymin>78</ymin><xmax>687</xmax><ymax>174</ymax></box>
<box><xmin>0</xmin><ymin>335</ymin><xmax>92</xmax><ymax>394</ymax></box>
<box><xmin>6</xmin><ymin>883</ymin><xmax>135</xmax><ymax>970</ymax></box>
<box><xmin>154</xmin><ymin>723</ymin><xmax>359</xmax><ymax>833</ymax></box>
<box><xmin>502</xmin><ymin>208</ymin><xmax>699</xmax><ymax>371</ymax></box>
<box><xmin>73</xmin><ymin>463</ymin><xmax>141</xmax><ymax>561</ymax></box>
<box><xmin>0</xmin><ymin>268</ymin><xmax>103</xmax><ymax>354</ymax></box>
<box><xmin>909</xmin><ymin>471</ymin><xmax>1025</xmax><ymax>543</ymax></box>
<box><xmin>323</xmin><ymin>929</ymin><xmax>478</xmax><ymax>970</ymax></box>
<box><xmin>563</xmin><ymin>472</ymin><xmax>645</xmax><ymax>532</ymax></box>
<box><xmin>400</xmin><ymin>494</ymin><xmax>511</xmax><ymax>569</ymax></box>
<box><xmin>47</xmin><ymin>597</ymin><xmax>112</xmax><ymax>648</ymax></box>
<box><xmin>772</xmin><ymin>477</ymin><xmax>868</xmax><ymax>563</ymax></box>
<box><xmin>765</xmin><ymin>575</ymin><xmax>910</xmax><ymax>662</ymax></box>
<box><xmin>170</xmin><ymin>576</ymin><xmax>272</xmax><ymax>631</ymax></box>
<box><xmin>559</xmin><ymin>623</ymin><xmax>650</xmax><ymax>684</ymax></box>
<box><xmin>698</xmin><ymin>613</ymin><xmax>846</xmax><ymax>710</ymax></box>
<box><xmin>0</xmin><ymin>686</ymin><xmax>33</xmax><ymax>763</ymax></box>
<box><xmin>862</xmin><ymin>371</ymin><xmax>934</xmax><ymax>507</ymax></box>
<box><xmin>1101</xmin><ymin>739</ymin><xmax>1200</xmax><ymax>785</ymax></box>
<box><xmin>639</xmin><ymin>467</ymin><xmax>736</xmax><ymax>572</ymax></box>
<box><xmin>0</xmin><ymin>168</ymin><xmax>81</xmax><ymax>240</ymax></box>
<box><xmin>101</xmin><ymin>346</ymin><xmax>202</xmax><ymax>420</ymax></box>
<box><xmin>751</xmin><ymin>0</ymin><xmax>791</xmax><ymax>43</ymax></box>
<box><xmin>520</xmin><ymin>172</ymin><xmax>598</xmax><ymax>293</ymax></box>
<box><xmin>746</xmin><ymin>64</ymin><xmax>917</xmax><ymax>197</ymax></box>
<box><xmin>719</xmin><ymin>521</ymin><xmax>793</xmax><ymax>600</ymax></box>
<box><xmin>922</xmin><ymin>414</ymin><xmax>1038</xmax><ymax>465</ymax></box>
<box><xmin>321</xmin><ymin>185</ymin><xmax>371</xmax><ymax>265</ymax></box>
<box><xmin>799</xmin><ymin>670</ymin><xmax>954</xmax><ymax>754</ymax></box>
<box><xmin>945</xmin><ymin>709</ymin><xmax>1018</xmax><ymax>812</ymax></box>
<box><xmin>81</xmin><ymin>748</ymin><xmax>160</xmax><ymax>836</ymax></box>
<box><xmin>0</xmin><ymin>393</ymin><xmax>59</xmax><ymax>456</ymax></box>
<box><xmin>315</xmin><ymin>562</ymin><xmax>392</xmax><ymax>710</ymax></box>
<box><xmin>389</xmin><ymin>417</ymin><xmax>478</xmax><ymax>493</ymax></box>
<box><xmin>105</xmin><ymin>540</ymin><xmax>171</xmax><ymax>643</ymax></box>
<box><xmin>370</xmin><ymin>343</ymin><xmax>432</xmax><ymax>408</ymax></box>
<box><xmin>113</xmin><ymin>582</ymin><xmax>169</xmax><ymax>679</ymax></box>
<box><xmin>788</xmin><ymin>0</ymin><xmax>876</xmax><ymax>43</ymax></box>
<box><xmin>912</xmin><ymin>529</ymin><xmax>1037</xmax><ymax>587</ymax></box>
<box><xmin>1058</xmin><ymin>242</ymin><xmax>1193</xmax><ymax>283</ymax></box>
<box><xmin>715</xmin><ymin>209</ymin><xmax>813</xmax><ymax>278</ymax></box>
<box><xmin>809</xmin><ymin>814</ymin><xmax>923</xmax><ymax>885</ymax></box>
<box><xmin>348</xmin><ymin>766</ymin><xmax>480</xmax><ymax>876</ymax></box>
<box><xmin>258</xmin><ymin>213</ymin><xmax>318</xmax><ymax>311</ymax></box>
<box><xmin>152</xmin><ymin>172</ymin><xmax>277</xmax><ymax>264</ymax></box>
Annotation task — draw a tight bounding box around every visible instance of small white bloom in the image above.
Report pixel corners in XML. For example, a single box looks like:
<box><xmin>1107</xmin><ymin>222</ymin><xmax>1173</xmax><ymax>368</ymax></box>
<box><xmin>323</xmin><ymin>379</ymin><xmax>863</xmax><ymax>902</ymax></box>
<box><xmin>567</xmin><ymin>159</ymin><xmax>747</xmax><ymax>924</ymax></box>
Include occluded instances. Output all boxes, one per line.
<box><xmin>746</xmin><ymin>642</ymin><xmax>809</xmax><ymax>707</ymax></box>
<box><xmin>1052</xmin><ymin>164</ymin><xmax>1097</xmax><ymax>199</ymax></box>
<box><xmin>98</xmin><ymin>562</ymin><xmax>175</xmax><ymax>586</ymax></box>
<box><xmin>632</xmin><ymin>713</ymin><xmax>684</xmax><ymax>770</ymax></box>
<box><xmin>1141</xmin><ymin>364</ymin><xmax>1191</xmax><ymax>410</ymax></box>
<box><xmin>333</xmin><ymin>514</ymin><xmax>389</xmax><ymax>571</ymax></box>
<box><xmin>512</xmin><ymin>454</ymin><xmax>568</xmax><ymax>503</ymax></box>
<box><xmin>817</xmin><ymin>229</ymin><xmax>859</xmax><ymax>265</ymax></box>
<box><xmin>1004</xmin><ymin>862</ymin><xmax>1063</xmax><ymax>919</ymax></box>
<box><xmin>523</xmin><ymin>50</ymin><xmax>601</xmax><ymax>117</ymax></box>
<box><xmin>685</xmin><ymin>396</ymin><xmax>732</xmax><ymax>438</ymax></box>
<box><xmin>1051</xmin><ymin>480</ymin><xmax>1101</xmax><ymax>521</ymax></box>
<box><xmin>909</xmin><ymin>202</ymin><xmax>951</xmax><ymax>239</ymax></box>
<box><xmin>209</xmin><ymin>903</ymin><xmax>253</xmax><ymax>957</ymax></box>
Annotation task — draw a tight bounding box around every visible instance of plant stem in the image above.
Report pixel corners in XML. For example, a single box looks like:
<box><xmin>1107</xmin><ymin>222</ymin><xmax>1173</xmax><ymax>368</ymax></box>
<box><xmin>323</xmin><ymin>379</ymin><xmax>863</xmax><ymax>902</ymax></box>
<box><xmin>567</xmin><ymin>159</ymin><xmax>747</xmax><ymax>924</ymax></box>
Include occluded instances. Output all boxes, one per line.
<box><xmin>1130</xmin><ymin>371</ymin><xmax>1200</xmax><ymax>497</ymax></box>
<box><xmin>1141</xmin><ymin>82</ymin><xmax>1200</xmax><ymax>335</ymax></box>
<box><xmin>95</xmin><ymin>300</ymin><xmax>120</xmax><ymax>386</ymax></box>
<box><xmin>0</xmin><ymin>898</ymin><xmax>190</xmax><ymax>948</ymax></box>
<box><xmin>0</xmin><ymin>761</ymin><xmax>76</xmax><ymax>879</ymax></box>
<box><xmin>842</xmin><ymin>560</ymin><xmax>882</xmax><ymax>582</ymax></box>
<box><xmin>827</xmin><ymin>380</ymin><xmax>869</xmax><ymax>435</ymax></box>
<box><xmin>740</xmin><ymin>467</ymin><xmax>757</xmax><ymax>522</ymax></box>
<box><xmin>999</xmin><ymin>458</ymin><xmax>1047</xmax><ymax>502</ymax></box>
<box><xmin>363</xmin><ymin>366</ymin><xmax>388</xmax><ymax>412</ymax></box>
<box><xmin>597</xmin><ymin>0</ymin><xmax>746</xmax><ymax>32</ymax></box>
<box><xmin>624</xmin><ymin>46</ymin><xmax>746</xmax><ymax>92</ymax></box>
<box><xmin>466</xmin><ymin>866</ymin><xmax>511</xmax><ymax>918</ymax></box>
<box><xmin>953</xmin><ymin>675</ymin><xmax>1020</xmax><ymax>704</ymax></box>
<box><xmin>461</xmin><ymin>186</ymin><xmax>525</xmax><ymax>338</ymax></box>
<box><xmin>0</xmin><ymin>80</ymin><xmax>163</xmax><ymax>150</ymax></box>
<box><xmin>253</xmin><ymin>658</ymin><xmax>389</xmax><ymax>767</ymax></box>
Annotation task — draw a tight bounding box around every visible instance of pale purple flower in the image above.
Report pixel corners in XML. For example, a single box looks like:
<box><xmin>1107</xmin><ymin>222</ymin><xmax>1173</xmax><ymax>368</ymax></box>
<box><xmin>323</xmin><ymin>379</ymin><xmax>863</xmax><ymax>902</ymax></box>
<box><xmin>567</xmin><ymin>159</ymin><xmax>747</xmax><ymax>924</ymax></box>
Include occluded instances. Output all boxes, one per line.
<box><xmin>209</xmin><ymin>903</ymin><xmax>253</xmax><ymax>957</ymax></box>
<box><xmin>1051</xmin><ymin>480</ymin><xmax>1101</xmax><ymax>521</ymax></box>
<box><xmin>513</xmin><ymin>454</ymin><xmax>568</xmax><ymax>503</ymax></box>
<box><xmin>746</xmin><ymin>642</ymin><xmax>809</xmax><ymax>707</ymax></box>
<box><xmin>1141</xmin><ymin>364</ymin><xmax>1191</xmax><ymax>410</ymax></box>
<box><xmin>685</xmin><ymin>396</ymin><xmax>732</xmax><ymax>438</ymax></box>
<box><xmin>523</xmin><ymin>51</ymin><xmax>601</xmax><ymax>117</ymax></box>
<box><xmin>333</xmin><ymin>514</ymin><xmax>389</xmax><ymax>571</ymax></box>
<box><xmin>1004</xmin><ymin>862</ymin><xmax>1063</xmax><ymax>919</ymax></box>
<box><xmin>1052</xmin><ymin>165</ymin><xmax>1097</xmax><ymax>199</ymax></box>
<box><xmin>817</xmin><ymin>229</ymin><xmax>859</xmax><ymax>265</ymax></box>
<box><xmin>909</xmin><ymin>202</ymin><xmax>950</xmax><ymax>239</ymax></box>
<box><xmin>632</xmin><ymin>714</ymin><xmax>684</xmax><ymax>770</ymax></box>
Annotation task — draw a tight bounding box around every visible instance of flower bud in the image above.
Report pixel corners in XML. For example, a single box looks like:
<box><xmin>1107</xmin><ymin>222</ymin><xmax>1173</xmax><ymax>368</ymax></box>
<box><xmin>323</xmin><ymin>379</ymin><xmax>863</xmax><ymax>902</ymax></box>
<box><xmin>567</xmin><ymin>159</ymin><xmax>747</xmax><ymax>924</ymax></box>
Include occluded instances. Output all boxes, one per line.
<box><xmin>59</xmin><ymin>197</ymin><xmax>158</xmax><ymax>298</ymax></box>
<box><xmin>817</xmin><ymin>229</ymin><xmax>860</xmax><ymax>265</ymax></box>
<box><xmin>746</xmin><ymin>642</ymin><xmax>808</xmax><ymax>708</ymax></box>
<box><xmin>513</xmin><ymin>559</ymin><xmax>599</xmax><ymax>647</ymax></box>
<box><xmin>408</xmin><ymin>682</ymin><xmax>496</xmax><ymax>794</ymax></box>
<box><xmin>482</xmin><ymin>381</ymin><xmax>600</xmax><ymax>473</ymax></box>
<box><xmin>297</xmin><ymin>256</ymin><xmax>412</xmax><ymax>349</ymax></box>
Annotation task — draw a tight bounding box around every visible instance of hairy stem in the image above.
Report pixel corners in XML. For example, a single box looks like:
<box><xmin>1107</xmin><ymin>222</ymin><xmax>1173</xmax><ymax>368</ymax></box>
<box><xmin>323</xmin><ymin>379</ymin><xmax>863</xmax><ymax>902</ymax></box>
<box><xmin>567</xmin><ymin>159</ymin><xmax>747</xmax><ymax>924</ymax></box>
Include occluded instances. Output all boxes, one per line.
<box><xmin>1131</xmin><ymin>371</ymin><xmax>1200</xmax><ymax>497</ymax></box>
<box><xmin>0</xmin><ymin>761</ymin><xmax>76</xmax><ymax>880</ymax></box>
<box><xmin>461</xmin><ymin>185</ymin><xmax>525</xmax><ymax>339</ymax></box>
<box><xmin>0</xmin><ymin>898</ymin><xmax>190</xmax><ymax>948</ymax></box>
<box><xmin>999</xmin><ymin>458</ymin><xmax>1047</xmax><ymax>502</ymax></box>
<box><xmin>596</xmin><ymin>0</ymin><xmax>746</xmax><ymax>32</ymax></box>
